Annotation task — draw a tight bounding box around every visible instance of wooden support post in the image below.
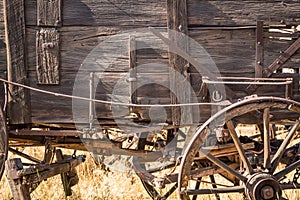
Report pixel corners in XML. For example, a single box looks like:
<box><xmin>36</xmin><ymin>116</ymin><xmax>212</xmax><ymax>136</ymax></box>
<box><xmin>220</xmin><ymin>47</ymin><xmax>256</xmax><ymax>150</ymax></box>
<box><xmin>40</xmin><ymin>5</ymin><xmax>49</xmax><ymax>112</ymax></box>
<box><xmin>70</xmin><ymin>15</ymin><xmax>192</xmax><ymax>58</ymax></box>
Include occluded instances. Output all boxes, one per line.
<box><xmin>129</xmin><ymin>35</ymin><xmax>137</xmax><ymax>112</ymax></box>
<box><xmin>6</xmin><ymin>158</ymin><xmax>31</xmax><ymax>200</ymax></box>
<box><xmin>255</xmin><ymin>21</ymin><xmax>264</xmax><ymax>78</ymax></box>
<box><xmin>167</xmin><ymin>0</ymin><xmax>191</xmax><ymax>126</ymax></box>
<box><xmin>56</xmin><ymin>149</ymin><xmax>72</xmax><ymax>196</ymax></box>
<box><xmin>3</xmin><ymin>0</ymin><xmax>31</xmax><ymax>124</ymax></box>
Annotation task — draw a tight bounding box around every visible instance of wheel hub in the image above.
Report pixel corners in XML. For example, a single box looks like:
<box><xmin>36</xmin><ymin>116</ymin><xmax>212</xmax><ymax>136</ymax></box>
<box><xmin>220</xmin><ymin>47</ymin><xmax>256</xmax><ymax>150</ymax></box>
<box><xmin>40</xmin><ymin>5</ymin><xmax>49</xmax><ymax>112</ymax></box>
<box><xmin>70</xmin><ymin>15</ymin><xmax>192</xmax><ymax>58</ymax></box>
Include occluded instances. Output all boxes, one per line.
<box><xmin>245</xmin><ymin>173</ymin><xmax>282</xmax><ymax>200</ymax></box>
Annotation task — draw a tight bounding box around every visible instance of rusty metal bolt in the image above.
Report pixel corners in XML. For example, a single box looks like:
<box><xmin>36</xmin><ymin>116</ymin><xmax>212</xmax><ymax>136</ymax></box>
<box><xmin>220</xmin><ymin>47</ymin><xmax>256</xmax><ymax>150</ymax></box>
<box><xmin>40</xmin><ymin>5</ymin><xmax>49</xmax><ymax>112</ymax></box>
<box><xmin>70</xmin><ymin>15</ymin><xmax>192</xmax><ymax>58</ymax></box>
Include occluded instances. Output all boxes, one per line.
<box><xmin>42</xmin><ymin>42</ymin><xmax>55</xmax><ymax>49</ymax></box>
<box><xmin>260</xmin><ymin>186</ymin><xmax>274</xmax><ymax>199</ymax></box>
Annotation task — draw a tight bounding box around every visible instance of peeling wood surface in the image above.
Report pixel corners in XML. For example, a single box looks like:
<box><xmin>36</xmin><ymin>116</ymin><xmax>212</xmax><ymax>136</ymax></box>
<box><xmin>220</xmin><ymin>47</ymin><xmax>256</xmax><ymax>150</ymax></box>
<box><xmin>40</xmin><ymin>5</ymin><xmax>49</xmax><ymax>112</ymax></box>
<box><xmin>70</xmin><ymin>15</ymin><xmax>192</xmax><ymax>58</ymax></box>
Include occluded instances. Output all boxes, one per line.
<box><xmin>36</xmin><ymin>28</ymin><xmax>60</xmax><ymax>84</ymax></box>
<box><xmin>37</xmin><ymin>0</ymin><xmax>62</xmax><ymax>27</ymax></box>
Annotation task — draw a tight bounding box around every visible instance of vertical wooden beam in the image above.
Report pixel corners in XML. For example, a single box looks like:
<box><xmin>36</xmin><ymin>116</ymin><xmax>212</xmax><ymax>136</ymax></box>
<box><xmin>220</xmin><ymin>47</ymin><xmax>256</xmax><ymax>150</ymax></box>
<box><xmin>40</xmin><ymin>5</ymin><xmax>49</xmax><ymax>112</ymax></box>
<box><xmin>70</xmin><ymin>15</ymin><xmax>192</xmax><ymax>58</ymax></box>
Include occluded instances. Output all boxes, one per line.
<box><xmin>36</xmin><ymin>28</ymin><xmax>60</xmax><ymax>85</ymax></box>
<box><xmin>3</xmin><ymin>0</ymin><xmax>31</xmax><ymax>124</ymax></box>
<box><xmin>129</xmin><ymin>35</ymin><xmax>137</xmax><ymax>112</ymax></box>
<box><xmin>255</xmin><ymin>21</ymin><xmax>264</xmax><ymax>78</ymax></box>
<box><xmin>167</xmin><ymin>0</ymin><xmax>191</xmax><ymax>126</ymax></box>
<box><xmin>37</xmin><ymin>0</ymin><xmax>62</xmax><ymax>27</ymax></box>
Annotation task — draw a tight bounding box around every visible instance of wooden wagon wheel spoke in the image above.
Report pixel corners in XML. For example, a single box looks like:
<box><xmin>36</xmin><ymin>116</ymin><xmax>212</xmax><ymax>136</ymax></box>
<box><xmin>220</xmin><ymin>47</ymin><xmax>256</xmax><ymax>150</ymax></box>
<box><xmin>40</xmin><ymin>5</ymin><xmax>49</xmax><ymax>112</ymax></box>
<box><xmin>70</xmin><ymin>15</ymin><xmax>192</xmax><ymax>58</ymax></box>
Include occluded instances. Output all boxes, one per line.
<box><xmin>192</xmin><ymin>177</ymin><xmax>201</xmax><ymax>200</ymax></box>
<box><xmin>271</xmin><ymin>121</ymin><xmax>300</xmax><ymax>173</ymax></box>
<box><xmin>178</xmin><ymin>97</ymin><xmax>300</xmax><ymax>200</ymax></box>
<box><xmin>142</xmin><ymin>180</ymin><xmax>178</xmax><ymax>200</ymax></box>
<box><xmin>200</xmin><ymin>148</ymin><xmax>248</xmax><ymax>183</ymax></box>
<box><xmin>226</xmin><ymin>120</ymin><xmax>254</xmax><ymax>175</ymax></box>
<box><xmin>182</xmin><ymin>186</ymin><xmax>244</xmax><ymax>196</ymax></box>
<box><xmin>209</xmin><ymin>175</ymin><xmax>221</xmax><ymax>200</ymax></box>
<box><xmin>263</xmin><ymin>107</ymin><xmax>271</xmax><ymax>170</ymax></box>
<box><xmin>274</xmin><ymin>159</ymin><xmax>300</xmax><ymax>180</ymax></box>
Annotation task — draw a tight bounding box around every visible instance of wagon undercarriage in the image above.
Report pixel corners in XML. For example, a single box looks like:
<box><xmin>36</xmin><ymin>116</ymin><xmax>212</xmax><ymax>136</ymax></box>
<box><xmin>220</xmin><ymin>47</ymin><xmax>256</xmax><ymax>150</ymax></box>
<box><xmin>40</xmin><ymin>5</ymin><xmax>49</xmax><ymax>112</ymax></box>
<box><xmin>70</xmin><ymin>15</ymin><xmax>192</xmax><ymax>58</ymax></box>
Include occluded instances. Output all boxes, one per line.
<box><xmin>1</xmin><ymin>96</ymin><xmax>299</xmax><ymax>200</ymax></box>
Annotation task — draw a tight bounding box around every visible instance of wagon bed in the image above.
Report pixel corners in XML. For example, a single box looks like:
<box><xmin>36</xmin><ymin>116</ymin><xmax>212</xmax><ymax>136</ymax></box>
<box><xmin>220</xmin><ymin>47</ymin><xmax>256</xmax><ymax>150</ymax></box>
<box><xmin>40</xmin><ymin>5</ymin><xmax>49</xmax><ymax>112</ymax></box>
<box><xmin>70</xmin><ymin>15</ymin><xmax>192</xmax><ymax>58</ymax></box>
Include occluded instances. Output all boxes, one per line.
<box><xmin>0</xmin><ymin>1</ymin><xmax>299</xmax><ymax>200</ymax></box>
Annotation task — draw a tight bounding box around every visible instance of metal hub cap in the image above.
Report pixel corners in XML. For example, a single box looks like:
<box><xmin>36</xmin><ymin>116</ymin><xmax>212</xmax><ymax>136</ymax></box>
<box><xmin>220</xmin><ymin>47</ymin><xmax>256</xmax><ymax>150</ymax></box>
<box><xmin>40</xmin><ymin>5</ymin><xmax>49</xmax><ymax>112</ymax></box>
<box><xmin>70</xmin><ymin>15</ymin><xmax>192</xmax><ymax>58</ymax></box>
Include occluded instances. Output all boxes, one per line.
<box><xmin>246</xmin><ymin>173</ymin><xmax>282</xmax><ymax>200</ymax></box>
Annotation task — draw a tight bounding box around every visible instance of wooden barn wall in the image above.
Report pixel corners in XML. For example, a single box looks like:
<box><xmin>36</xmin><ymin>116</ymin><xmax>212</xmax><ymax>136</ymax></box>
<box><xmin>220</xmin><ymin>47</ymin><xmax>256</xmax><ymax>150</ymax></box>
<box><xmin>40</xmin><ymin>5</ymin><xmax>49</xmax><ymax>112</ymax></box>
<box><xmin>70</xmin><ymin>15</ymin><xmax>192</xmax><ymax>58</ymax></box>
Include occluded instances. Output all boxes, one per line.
<box><xmin>2</xmin><ymin>0</ymin><xmax>298</xmax><ymax>124</ymax></box>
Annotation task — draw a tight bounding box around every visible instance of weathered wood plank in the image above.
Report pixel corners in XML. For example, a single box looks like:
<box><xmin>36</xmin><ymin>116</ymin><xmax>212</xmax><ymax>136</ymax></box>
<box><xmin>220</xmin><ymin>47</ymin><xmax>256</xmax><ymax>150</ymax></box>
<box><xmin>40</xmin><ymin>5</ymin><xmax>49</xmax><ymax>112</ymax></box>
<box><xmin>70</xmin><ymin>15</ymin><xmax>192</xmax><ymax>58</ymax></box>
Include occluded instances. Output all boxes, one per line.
<box><xmin>26</xmin><ymin>26</ymin><xmax>300</xmax><ymax>76</ymax></box>
<box><xmin>188</xmin><ymin>0</ymin><xmax>300</xmax><ymax>26</ymax></box>
<box><xmin>18</xmin><ymin>0</ymin><xmax>300</xmax><ymax>125</ymax></box>
<box><xmin>4</xmin><ymin>0</ymin><xmax>31</xmax><ymax>124</ymax></box>
<box><xmin>188</xmin><ymin>28</ymin><xmax>256</xmax><ymax>75</ymax></box>
<box><xmin>0</xmin><ymin>1</ymin><xmax>6</xmax><ymax>105</ymax></box>
<box><xmin>36</xmin><ymin>28</ymin><xmax>60</xmax><ymax>84</ymax></box>
<box><xmin>167</xmin><ymin>0</ymin><xmax>191</xmax><ymax>126</ymax></box>
<box><xmin>26</xmin><ymin>0</ymin><xmax>167</xmax><ymax>27</ymax></box>
<box><xmin>26</xmin><ymin>0</ymin><xmax>300</xmax><ymax>27</ymax></box>
<box><xmin>37</xmin><ymin>0</ymin><xmax>62</xmax><ymax>27</ymax></box>
<box><xmin>0</xmin><ymin>0</ymin><xmax>4</xmax><ymax>25</ymax></box>
<box><xmin>129</xmin><ymin>35</ymin><xmax>138</xmax><ymax>114</ymax></box>
<box><xmin>255</xmin><ymin>21</ymin><xmax>264</xmax><ymax>78</ymax></box>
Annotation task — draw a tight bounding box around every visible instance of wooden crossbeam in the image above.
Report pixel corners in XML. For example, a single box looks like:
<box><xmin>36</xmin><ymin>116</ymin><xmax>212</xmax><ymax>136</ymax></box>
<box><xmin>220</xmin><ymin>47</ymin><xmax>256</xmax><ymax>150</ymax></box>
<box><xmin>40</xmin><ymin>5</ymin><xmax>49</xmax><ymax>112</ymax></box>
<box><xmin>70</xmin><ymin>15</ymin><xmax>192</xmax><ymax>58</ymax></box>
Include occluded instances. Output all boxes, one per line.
<box><xmin>247</xmin><ymin>37</ymin><xmax>300</xmax><ymax>94</ymax></box>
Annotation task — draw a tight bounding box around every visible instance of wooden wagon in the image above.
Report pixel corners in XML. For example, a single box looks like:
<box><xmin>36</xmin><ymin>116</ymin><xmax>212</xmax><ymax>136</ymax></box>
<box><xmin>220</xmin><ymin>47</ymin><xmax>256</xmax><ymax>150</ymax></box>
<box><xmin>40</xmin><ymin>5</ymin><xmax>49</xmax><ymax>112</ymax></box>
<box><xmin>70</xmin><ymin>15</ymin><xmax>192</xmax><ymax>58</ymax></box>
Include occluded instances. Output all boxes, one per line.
<box><xmin>0</xmin><ymin>0</ymin><xmax>300</xmax><ymax>199</ymax></box>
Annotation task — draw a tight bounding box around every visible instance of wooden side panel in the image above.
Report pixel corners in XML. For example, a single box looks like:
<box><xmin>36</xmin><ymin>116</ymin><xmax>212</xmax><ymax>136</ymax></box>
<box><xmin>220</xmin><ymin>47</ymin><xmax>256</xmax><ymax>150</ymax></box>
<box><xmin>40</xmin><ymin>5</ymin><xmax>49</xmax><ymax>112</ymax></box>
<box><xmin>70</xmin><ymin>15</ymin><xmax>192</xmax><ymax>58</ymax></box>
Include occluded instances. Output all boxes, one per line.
<box><xmin>37</xmin><ymin>0</ymin><xmax>62</xmax><ymax>26</ymax></box>
<box><xmin>19</xmin><ymin>0</ymin><xmax>299</xmax><ymax>125</ymax></box>
<box><xmin>36</xmin><ymin>28</ymin><xmax>60</xmax><ymax>84</ymax></box>
<box><xmin>188</xmin><ymin>0</ymin><xmax>300</xmax><ymax>26</ymax></box>
<box><xmin>4</xmin><ymin>0</ymin><xmax>31</xmax><ymax>124</ymax></box>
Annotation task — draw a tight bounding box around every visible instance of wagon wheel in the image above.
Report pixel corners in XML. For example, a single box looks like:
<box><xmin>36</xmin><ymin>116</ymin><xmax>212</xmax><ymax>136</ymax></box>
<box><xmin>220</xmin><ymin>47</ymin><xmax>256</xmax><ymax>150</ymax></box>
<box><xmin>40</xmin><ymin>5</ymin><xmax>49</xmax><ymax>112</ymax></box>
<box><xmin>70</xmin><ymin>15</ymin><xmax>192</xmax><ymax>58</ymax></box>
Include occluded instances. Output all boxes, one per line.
<box><xmin>178</xmin><ymin>97</ymin><xmax>300</xmax><ymax>200</ymax></box>
<box><xmin>0</xmin><ymin>107</ymin><xmax>8</xmax><ymax>180</ymax></box>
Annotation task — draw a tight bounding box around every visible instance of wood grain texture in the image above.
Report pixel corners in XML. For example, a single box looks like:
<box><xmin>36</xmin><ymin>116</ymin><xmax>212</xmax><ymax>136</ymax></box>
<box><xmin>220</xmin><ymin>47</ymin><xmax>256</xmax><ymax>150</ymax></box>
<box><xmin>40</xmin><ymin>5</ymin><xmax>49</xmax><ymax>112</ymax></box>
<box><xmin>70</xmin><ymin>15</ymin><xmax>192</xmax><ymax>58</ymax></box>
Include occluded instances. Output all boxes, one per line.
<box><xmin>4</xmin><ymin>0</ymin><xmax>31</xmax><ymax>124</ymax></box>
<box><xmin>255</xmin><ymin>21</ymin><xmax>264</xmax><ymax>78</ymax></box>
<box><xmin>37</xmin><ymin>0</ymin><xmax>62</xmax><ymax>26</ymax></box>
<box><xmin>188</xmin><ymin>0</ymin><xmax>300</xmax><ymax>26</ymax></box>
<box><xmin>36</xmin><ymin>28</ymin><xmax>60</xmax><ymax>84</ymax></box>
<box><xmin>0</xmin><ymin>1</ymin><xmax>6</xmax><ymax>106</ymax></box>
<box><xmin>167</xmin><ymin>0</ymin><xmax>191</xmax><ymax>126</ymax></box>
<box><xmin>26</xmin><ymin>0</ymin><xmax>167</xmax><ymax>27</ymax></box>
<box><xmin>26</xmin><ymin>26</ymin><xmax>300</xmax><ymax>124</ymax></box>
<box><xmin>1</xmin><ymin>0</ymin><xmax>298</xmax><ymax>125</ymax></box>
